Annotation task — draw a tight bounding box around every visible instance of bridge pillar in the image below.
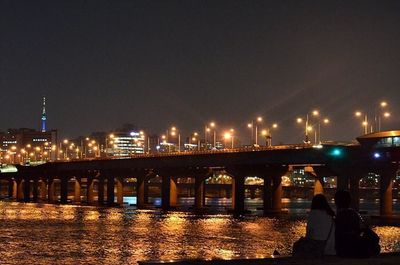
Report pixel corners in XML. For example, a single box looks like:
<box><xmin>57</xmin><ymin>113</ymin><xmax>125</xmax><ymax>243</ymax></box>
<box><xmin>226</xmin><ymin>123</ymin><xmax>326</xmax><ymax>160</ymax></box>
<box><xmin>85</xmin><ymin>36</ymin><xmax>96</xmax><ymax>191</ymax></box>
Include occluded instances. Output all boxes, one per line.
<box><xmin>349</xmin><ymin>176</ymin><xmax>360</xmax><ymax>211</ymax></box>
<box><xmin>232</xmin><ymin>174</ymin><xmax>245</xmax><ymax>214</ymax></box>
<box><xmin>23</xmin><ymin>178</ymin><xmax>31</xmax><ymax>202</ymax></box>
<box><xmin>116</xmin><ymin>178</ymin><xmax>124</xmax><ymax>205</ymax></box>
<box><xmin>74</xmin><ymin>178</ymin><xmax>81</xmax><ymax>203</ymax></box>
<box><xmin>32</xmin><ymin>179</ymin><xmax>39</xmax><ymax>202</ymax></box>
<box><xmin>379</xmin><ymin>169</ymin><xmax>396</xmax><ymax>216</ymax></box>
<box><xmin>40</xmin><ymin>180</ymin><xmax>47</xmax><ymax>201</ymax></box>
<box><xmin>136</xmin><ymin>177</ymin><xmax>146</xmax><ymax>208</ymax></box>
<box><xmin>272</xmin><ymin>172</ymin><xmax>284</xmax><ymax>213</ymax></box>
<box><xmin>98</xmin><ymin>177</ymin><xmax>105</xmax><ymax>205</ymax></box>
<box><xmin>60</xmin><ymin>177</ymin><xmax>68</xmax><ymax>204</ymax></box>
<box><xmin>87</xmin><ymin>178</ymin><xmax>95</xmax><ymax>204</ymax></box>
<box><xmin>8</xmin><ymin>179</ymin><xmax>17</xmax><ymax>199</ymax></box>
<box><xmin>194</xmin><ymin>176</ymin><xmax>205</xmax><ymax>209</ymax></box>
<box><xmin>161</xmin><ymin>176</ymin><xmax>178</xmax><ymax>210</ymax></box>
<box><xmin>107</xmin><ymin>176</ymin><xmax>115</xmax><ymax>205</ymax></box>
<box><xmin>16</xmin><ymin>179</ymin><xmax>24</xmax><ymax>201</ymax></box>
<box><xmin>263</xmin><ymin>175</ymin><xmax>272</xmax><ymax>214</ymax></box>
<box><xmin>48</xmin><ymin>178</ymin><xmax>55</xmax><ymax>203</ymax></box>
<box><xmin>314</xmin><ymin>177</ymin><xmax>324</xmax><ymax>195</ymax></box>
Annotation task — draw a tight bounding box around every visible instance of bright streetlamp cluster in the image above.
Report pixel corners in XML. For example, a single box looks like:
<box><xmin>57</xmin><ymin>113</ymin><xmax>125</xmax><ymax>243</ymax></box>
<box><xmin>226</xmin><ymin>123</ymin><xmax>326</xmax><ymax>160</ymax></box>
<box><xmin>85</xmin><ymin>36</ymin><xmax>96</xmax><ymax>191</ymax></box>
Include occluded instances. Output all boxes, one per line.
<box><xmin>354</xmin><ymin>101</ymin><xmax>391</xmax><ymax>134</ymax></box>
<box><xmin>296</xmin><ymin>110</ymin><xmax>330</xmax><ymax>144</ymax></box>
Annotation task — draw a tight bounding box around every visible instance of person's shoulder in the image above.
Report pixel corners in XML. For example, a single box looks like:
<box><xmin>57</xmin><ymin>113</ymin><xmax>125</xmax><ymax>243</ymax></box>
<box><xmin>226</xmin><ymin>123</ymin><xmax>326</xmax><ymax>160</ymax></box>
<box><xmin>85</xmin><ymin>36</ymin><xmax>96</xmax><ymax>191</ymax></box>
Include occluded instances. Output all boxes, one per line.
<box><xmin>337</xmin><ymin>208</ymin><xmax>361</xmax><ymax>220</ymax></box>
<box><xmin>309</xmin><ymin>209</ymin><xmax>332</xmax><ymax>219</ymax></box>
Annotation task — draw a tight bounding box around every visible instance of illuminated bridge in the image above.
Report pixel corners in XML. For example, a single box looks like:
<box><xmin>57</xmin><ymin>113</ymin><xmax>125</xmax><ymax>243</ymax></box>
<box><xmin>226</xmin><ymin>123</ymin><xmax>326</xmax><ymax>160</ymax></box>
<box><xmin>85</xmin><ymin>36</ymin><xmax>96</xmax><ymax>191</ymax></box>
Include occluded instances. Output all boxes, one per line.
<box><xmin>1</xmin><ymin>131</ymin><xmax>400</xmax><ymax>216</ymax></box>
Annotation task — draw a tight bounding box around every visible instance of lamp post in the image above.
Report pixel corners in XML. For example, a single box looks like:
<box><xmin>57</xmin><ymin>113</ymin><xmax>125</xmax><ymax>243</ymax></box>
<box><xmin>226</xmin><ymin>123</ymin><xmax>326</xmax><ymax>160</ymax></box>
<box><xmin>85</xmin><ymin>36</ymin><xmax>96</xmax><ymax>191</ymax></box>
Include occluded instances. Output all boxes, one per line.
<box><xmin>223</xmin><ymin>128</ymin><xmax>235</xmax><ymax>149</ymax></box>
<box><xmin>296</xmin><ymin>115</ymin><xmax>311</xmax><ymax>144</ymax></box>
<box><xmin>208</xmin><ymin>122</ymin><xmax>216</xmax><ymax>148</ymax></box>
<box><xmin>248</xmin><ymin>116</ymin><xmax>263</xmax><ymax>146</ymax></box>
<box><xmin>261</xmin><ymin>123</ymin><xmax>278</xmax><ymax>147</ymax></box>
<box><xmin>311</xmin><ymin>110</ymin><xmax>330</xmax><ymax>144</ymax></box>
<box><xmin>170</xmin><ymin>126</ymin><xmax>181</xmax><ymax>152</ymax></box>
<box><xmin>355</xmin><ymin>111</ymin><xmax>369</xmax><ymax>134</ymax></box>
<box><xmin>377</xmin><ymin>101</ymin><xmax>391</xmax><ymax>132</ymax></box>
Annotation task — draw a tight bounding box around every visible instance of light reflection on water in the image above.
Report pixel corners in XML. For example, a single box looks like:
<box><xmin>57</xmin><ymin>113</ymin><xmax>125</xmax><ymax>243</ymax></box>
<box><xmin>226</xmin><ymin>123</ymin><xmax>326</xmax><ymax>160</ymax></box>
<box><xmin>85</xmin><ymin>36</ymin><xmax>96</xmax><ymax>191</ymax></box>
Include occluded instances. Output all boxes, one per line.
<box><xmin>0</xmin><ymin>201</ymin><xmax>399</xmax><ymax>265</ymax></box>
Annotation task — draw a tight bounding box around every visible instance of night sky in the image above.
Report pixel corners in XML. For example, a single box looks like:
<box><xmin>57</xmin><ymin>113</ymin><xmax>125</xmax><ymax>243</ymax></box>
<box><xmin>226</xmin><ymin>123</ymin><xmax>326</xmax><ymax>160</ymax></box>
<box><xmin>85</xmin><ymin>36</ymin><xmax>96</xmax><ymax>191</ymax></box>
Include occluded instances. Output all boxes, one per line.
<box><xmin>1</xmin><ymin>0</ymin><xmax>400</xmax><ymax>144</ymax></box>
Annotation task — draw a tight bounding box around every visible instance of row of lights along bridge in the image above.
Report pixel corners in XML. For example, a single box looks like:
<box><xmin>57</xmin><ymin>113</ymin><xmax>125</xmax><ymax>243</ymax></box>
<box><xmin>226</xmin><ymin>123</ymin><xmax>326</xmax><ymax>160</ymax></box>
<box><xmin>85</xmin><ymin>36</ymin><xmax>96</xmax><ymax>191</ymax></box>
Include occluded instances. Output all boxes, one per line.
<box><xmin>0</xmin><ymin>101</ymin><xmax>392</xmax><ymax>164</ymax></box>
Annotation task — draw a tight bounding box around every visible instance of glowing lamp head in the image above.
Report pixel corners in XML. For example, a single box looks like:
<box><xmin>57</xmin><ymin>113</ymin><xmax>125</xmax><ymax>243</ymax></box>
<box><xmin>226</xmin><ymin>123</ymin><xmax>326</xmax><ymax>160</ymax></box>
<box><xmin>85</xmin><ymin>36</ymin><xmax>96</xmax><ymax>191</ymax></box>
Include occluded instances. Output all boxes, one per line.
<box><xmin>373</xmin><ymin>152</ymin><xmax>381</xmax><ymax>159</ymax></box>
<box><xmin>224</xmin><ymin>132</ymin><xmax>231</xmax><ymax>139</ymax></box>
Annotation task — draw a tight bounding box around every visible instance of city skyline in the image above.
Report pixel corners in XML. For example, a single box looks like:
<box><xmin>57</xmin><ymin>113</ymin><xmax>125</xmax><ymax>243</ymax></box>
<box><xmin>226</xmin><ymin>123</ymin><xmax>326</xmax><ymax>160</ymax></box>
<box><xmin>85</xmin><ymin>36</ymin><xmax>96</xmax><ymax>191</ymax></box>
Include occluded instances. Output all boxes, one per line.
<box><xmin>1</xmin><ymin>1</ymin><xmax>400</xmax><ymax>143</ymax></box>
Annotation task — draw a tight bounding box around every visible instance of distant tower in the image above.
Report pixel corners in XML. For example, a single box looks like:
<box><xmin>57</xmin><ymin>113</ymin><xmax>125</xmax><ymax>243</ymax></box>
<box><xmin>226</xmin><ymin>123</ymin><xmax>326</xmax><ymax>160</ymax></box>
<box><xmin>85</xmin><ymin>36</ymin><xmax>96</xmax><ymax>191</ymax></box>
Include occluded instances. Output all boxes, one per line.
<box><xmin>41</xmin><ymin>96</ymin><xmax>47</xmax><ymax>132</ymax></box>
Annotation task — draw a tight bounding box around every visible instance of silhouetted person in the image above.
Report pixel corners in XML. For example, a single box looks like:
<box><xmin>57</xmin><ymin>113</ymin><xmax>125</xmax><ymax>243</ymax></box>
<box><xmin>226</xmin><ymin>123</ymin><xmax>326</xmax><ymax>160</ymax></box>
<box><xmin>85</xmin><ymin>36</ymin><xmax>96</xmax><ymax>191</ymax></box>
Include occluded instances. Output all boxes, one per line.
<box><xmin>306</xmin><ymin>194</ymin><xmax>336</xmax><ymax>255</ymax></box>
<box><xmin>334</xmin><ymin>190</ymin><xmax>374</xmax><ymax>258</ymax></box>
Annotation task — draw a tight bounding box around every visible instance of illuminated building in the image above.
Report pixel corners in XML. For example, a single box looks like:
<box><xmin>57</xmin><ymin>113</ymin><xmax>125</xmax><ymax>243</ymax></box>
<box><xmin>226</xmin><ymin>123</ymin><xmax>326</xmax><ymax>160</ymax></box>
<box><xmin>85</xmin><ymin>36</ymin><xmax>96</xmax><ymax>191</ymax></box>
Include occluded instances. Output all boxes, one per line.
<box><xmin>108</xmin><ymin>131</ymin><xmax>145</xmax><ymax>157</ymax></box>
<box><xmin>0</xmin><ymin>128</ymin><xmax>57</xmax><ymax>164</ymax></box>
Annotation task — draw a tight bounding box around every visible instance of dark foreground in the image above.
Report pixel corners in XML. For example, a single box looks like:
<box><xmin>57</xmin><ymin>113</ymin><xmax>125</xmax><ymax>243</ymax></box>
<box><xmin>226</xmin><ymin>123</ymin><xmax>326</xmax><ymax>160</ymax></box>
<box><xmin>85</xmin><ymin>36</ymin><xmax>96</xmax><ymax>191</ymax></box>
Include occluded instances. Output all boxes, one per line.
<box><xmin>139</xmin><ymin>252</ymin><xmax>400</xmax><ymax>265</ymax></box>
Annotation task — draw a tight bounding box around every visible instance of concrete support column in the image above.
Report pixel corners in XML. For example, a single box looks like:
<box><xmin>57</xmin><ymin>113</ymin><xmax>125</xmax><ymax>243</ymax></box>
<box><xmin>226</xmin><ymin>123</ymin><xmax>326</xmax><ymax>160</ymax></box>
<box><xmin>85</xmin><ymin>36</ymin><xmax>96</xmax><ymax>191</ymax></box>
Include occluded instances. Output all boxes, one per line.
<box><xmin>32</xmin><ymin>179</ymin><xmax>39</xmax><ymax>202</ymax></box>
<box><xmin>170</xmin><ymin>177</ymin><xmax>178</xmax><ymax>207</ymax></box>
<box><xmin>23</xmin><ymin>178</ymin><xmax>31</xmax><ymax>202</ymax></box>
<box><xmin>60</xmin><ymin>177</ymin><xmax>68</xmax><ymax>204</ymax></box>
<box><xmin>87</xmin><ymin>178</ymin><xmax>95</xmax><ymax>204</ymax></box>
<box><xmin>272</xmin><ymin>173</ymin><xmax>283</xmax><ymax>213</ymax></box>
<box><xmin>380</xmin><ymin>171</ymin><xmax>394</xmax><ymax>216</ymax></box>
<box><xmin>161</xmin><ymin>176</ymin><xmax>178</xmax><ymax>210</ymax></box>
<box><xmin>74</xmin><ymin>178</ymin><xmax>81</xmax><ymax>203</ymax></box>
<box><xmin>98</xmin><ymin>177</ymin><xmax>104</xmax><ymax>205</ymax></box>
<box><xmin>314</xmin><ymin>177</ymin><xmax>324</xmax><ymax>195</ymax></box>
<box><xmin>349</xmin><ymin>176</ymin><xmax>360</xmax><ymax>211</ymax></box>
<box><xmin>17</xmin><ymin>179</ymin><xmax>24</xmax><ymax>201</ymax></box>
<box><xmin>48</xmin><ymin>179</ymin><xmax>55</xmax><ymax>203</ymax></box>
<box><xmin>136</xmin><ymin>177</ymin><xmax>145</xmax><ymax>208</ymax></box>
<box><xmin>232</xmin><ymin>174</ymin><xmax>245</xmax><ymax>214</ymax></box>
<box><xmin>116</xmin><ymin>178</ymin><xmax>124</xmax><ymax>205</ymax></box>
<box><xmin>107</xmin><ymin>176</ymin><xmax>115</xmax><ymax>205</ymax></box>
<box><xmin>263</xmin><ymin>175</ymin><xmax>272</xmax><ymax>215</ymax></box>
<box><xmin>194</xmin><ymin>176</ymin><xmax>205</xmax><ymax>209</ymax></box>
<box><xmin>40</xmin><ymin>180</ymin><xmax>47</xmax><ymax>201</ymax></box>
<box><xmin>8</xmin><ymin>179</ymin><xmax>16</xmax><ymax>198</ymax></box>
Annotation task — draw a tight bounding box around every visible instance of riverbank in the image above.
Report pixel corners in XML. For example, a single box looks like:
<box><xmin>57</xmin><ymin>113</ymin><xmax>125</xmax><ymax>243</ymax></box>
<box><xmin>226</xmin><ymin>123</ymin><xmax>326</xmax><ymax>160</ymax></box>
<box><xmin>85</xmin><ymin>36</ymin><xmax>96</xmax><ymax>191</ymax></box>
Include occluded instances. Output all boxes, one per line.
<box><xmin>139</xmin><ymin>252</ymin><xmax>400</xmax><ymax>265</ymax></box>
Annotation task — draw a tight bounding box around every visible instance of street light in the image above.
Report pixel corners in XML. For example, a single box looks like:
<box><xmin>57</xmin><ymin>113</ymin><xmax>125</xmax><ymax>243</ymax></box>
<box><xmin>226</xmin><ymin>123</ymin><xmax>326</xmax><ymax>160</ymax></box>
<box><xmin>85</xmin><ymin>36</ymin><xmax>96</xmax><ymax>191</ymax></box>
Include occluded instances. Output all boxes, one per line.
<box><xmin>169</xmin><ymin>126</ymin><xmax>181</xmax><ymax>152</ymax></box>
<box><xmin>223</xmin><ymin>128</ymin><xmax>235</xmax><ymax>149</ymax></box>
<box><xmin>355</xmin><ymin>111</ymin><xmax>369</xmax><ymax>134</ymax></box>
<box><xmin>261</xmin><ymin>123</ymin><xmax>278</xmax><ymax>147</ymax></box>
<box><xmin>209</xmin><ymin>122</ymin><xmax>216</xmax><ymax>148</ymax></box>
<box><xmin>377</xmin><ymin>101</ymin><xmax>390</xmax><ymax>132</ymax></box>
<box><xmin>248</xmin><ymin>116</ymin><xmax>263</xmax><ymax>146</ymax></box>
<box><xmin>296</xmin><ymin>115</ymin><xmax>311</xmax><ymax>144</ymax></box>
<box><xmin>311</xmin><ymin>110</ymin><xmax>330</xmax><ymax>144</ymax></box>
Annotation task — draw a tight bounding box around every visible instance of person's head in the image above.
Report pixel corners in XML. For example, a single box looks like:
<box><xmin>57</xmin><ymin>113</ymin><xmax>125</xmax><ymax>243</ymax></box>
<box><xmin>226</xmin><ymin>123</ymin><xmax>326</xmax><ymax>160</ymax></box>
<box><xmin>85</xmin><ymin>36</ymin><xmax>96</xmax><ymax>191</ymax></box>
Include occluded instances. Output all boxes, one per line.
<box><xmin>311</xmin><ymin>194</ymin><xmax>335</xmax><ymax>216</ymax></box>
<box><xmin>334</xmin><ymin>190</ymin><xmax>351</xmax><ymax>209</ymax></box>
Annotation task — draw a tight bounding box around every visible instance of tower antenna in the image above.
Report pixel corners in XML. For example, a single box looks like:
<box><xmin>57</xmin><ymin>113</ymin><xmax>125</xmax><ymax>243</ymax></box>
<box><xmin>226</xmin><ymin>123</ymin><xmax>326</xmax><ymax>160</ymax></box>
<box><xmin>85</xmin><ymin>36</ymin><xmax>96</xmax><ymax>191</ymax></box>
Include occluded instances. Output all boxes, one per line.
<box><xmin>41</xmin><ymin>96</ymin><xmax>47</xmax><ymax>132</ymax></box>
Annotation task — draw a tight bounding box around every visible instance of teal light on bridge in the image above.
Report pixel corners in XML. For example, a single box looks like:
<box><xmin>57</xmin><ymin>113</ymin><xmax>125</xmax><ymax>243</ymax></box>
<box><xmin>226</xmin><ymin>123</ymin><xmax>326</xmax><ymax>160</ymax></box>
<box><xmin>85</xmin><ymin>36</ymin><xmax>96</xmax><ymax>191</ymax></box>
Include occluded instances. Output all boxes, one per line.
<box><xmin>330</xmin><ymin>148</ymin><xmax>343</xmax><ymax>157</ymax></box>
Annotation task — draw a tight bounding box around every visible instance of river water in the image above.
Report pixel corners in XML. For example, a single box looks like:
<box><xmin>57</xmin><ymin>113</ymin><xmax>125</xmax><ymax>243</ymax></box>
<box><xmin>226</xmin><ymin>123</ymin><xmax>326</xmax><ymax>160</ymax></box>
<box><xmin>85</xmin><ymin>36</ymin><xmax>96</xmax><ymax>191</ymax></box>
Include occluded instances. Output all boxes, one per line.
<box><xmin>0</xmin><ymin>199</ymin><xmax>399</xmax><ymax>265</ymax></box>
